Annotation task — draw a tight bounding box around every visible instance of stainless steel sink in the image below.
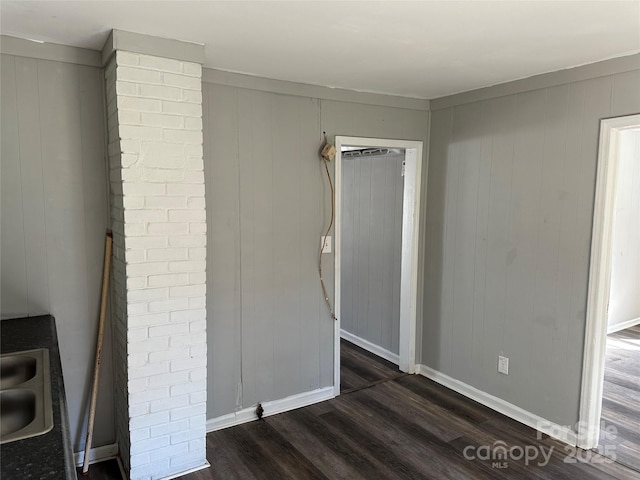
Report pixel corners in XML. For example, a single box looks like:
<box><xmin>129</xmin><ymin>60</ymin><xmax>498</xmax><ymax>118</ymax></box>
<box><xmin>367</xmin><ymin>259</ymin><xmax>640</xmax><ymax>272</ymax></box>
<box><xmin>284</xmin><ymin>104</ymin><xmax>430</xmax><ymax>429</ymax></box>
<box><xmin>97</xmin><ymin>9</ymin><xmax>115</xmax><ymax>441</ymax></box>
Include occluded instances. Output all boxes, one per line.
<box><xmin>0</xmin><ymin>349</ymin><xmax>53</xmax><ymax>444</ymax></box>
<box><xmin>1</xmin><ymin>354</ymin><xmax>37</xmax><ymax>389</ymax></box>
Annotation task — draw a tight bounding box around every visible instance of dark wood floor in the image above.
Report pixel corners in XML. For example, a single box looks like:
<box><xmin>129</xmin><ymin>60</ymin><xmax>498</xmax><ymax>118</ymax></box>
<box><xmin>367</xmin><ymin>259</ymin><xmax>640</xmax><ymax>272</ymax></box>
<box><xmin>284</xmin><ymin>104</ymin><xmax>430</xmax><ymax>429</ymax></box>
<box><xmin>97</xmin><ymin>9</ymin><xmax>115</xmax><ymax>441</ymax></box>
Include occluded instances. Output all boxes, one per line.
<box><xmin>598</xmin><ymin>324</ymin><xmax>640</xmax><ymax>472</ymax></box>
<box><xmin>178</xmin><ymin>340</ymin><xmax>638</xmax><ymax>480</ymax></box>
<box><xmin>82</xmin><ymin>339</ymin><xmax>639</xmax><ymax>479</ymax></box>
<box><xmin>340</xmin><ymin>338</ymin><xmax>403</xmax><ymax>393</ymax></box>
<box><xmin>76</xmin><ymin>458</ymin><xmax>123</xmax><ymax>479</ymax></box>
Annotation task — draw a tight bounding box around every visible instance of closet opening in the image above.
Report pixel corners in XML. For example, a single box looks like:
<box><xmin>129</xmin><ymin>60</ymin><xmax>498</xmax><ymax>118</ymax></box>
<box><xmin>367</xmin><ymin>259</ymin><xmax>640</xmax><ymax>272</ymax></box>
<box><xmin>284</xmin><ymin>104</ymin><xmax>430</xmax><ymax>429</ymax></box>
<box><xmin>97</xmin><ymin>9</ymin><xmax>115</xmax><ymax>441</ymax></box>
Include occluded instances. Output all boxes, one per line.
<box><xmin>333</xmin><ymin>137</ymin><xmax>423</xmax><ymax>396</ymax></box>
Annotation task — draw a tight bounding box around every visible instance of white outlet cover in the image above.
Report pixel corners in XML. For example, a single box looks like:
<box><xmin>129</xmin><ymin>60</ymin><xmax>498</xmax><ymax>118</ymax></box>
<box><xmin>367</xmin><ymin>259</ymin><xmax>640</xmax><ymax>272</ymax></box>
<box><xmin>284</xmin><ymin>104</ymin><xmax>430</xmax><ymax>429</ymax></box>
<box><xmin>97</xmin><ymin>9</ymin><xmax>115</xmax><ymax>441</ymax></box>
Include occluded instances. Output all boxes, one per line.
<box><xmin>321</xmin><ymin>236</ymin><xmax>331</xmax><ymax>254</ymax></box>
<box><xmin>498</xmin><ymin>355</ymin><xmax>509</xmax><ymax>375</ymax></box>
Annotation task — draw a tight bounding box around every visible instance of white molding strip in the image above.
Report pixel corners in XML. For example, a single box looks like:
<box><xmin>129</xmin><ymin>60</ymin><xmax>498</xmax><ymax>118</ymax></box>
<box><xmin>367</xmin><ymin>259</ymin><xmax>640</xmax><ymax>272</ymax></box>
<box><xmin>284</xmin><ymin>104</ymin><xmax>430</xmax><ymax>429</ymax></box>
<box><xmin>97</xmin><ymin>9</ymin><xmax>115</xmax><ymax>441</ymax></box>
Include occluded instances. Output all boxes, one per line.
<box><xmin>608</xmin><ymin>316</ymin><xmax>640</xmax><ymax>335</ymax></box>
<box><xmin>340</xmin><ymin>329</ymin><xmax>400</xmax><ymax>365</ymax></box>
<box><xmin>73</xmin><ymin>442</ymin><xmax>119</xmax><ymax>467</ymax></box>
<box><xmin>159</xmin><ymin>462</ymin><xmax>210</xmax><ymax>480</ymax></box>
<box><xmin>578</xmin><ymin>114</ymin><xmax>640</xmax><ymax>450</ymax></box>
<box><xmin>431</xmin><ymin>53</ymin><xmax>640</xmax><ymax>111</ymax></box>
<box><xmin>202</xmin><ymin>68</ymin><xmax>430</xmax><ymax>111</ymax></box>
<box><xmin>0</xmin><ymin>34</ymin><xmax>101</xmax><ymax>67</ymax></box>
<box><xmin>206</xmin><ymin>386</ymin><xmax>335</xmax><ymax>432</ymax></box>
<box><xmin>416</xmin><ymin>365</ymin><xmax>578</xmax><ymax>446</ymax></box>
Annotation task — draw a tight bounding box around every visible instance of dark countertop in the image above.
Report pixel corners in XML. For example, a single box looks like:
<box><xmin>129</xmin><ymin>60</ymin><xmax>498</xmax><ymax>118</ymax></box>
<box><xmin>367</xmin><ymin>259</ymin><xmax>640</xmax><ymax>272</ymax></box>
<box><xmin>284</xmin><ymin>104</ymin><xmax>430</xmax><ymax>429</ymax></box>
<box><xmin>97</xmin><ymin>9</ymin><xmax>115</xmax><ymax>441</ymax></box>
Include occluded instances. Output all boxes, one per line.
<box><xmin>1</xmin><ymin>315</ymin><xmax>76</xmax><ymax>480</ymax></box>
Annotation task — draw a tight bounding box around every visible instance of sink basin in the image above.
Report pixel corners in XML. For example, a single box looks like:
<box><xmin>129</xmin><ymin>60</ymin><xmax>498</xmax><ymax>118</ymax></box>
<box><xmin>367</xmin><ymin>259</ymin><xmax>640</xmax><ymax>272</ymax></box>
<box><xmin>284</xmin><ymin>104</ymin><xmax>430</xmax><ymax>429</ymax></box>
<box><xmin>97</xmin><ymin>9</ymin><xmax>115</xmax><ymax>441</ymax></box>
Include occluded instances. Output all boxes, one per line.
<box><xmin>0</xmin><ymin>390</ymin><xmax>36</xmax><ymax>436</ymax></box>
<box><xmin>0</xmin><ymin>355</ymin><xmax>37</xmax><ymax>389</ymax></box>
<box><xmin>0</xmin><ymin>349</ymin><xmax>53</xmax><ymax>444</ymax></box>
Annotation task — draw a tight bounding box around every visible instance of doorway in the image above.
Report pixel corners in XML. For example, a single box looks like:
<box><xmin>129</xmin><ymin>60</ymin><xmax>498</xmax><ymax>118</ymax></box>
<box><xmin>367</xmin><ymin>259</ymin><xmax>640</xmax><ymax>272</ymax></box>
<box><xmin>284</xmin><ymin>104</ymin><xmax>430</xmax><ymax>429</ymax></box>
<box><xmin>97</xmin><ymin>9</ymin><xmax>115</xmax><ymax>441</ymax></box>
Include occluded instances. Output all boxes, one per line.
<box><xmin>579</xmin><ymin>114</ymin><xmax>640</xmax><ymax>470</ymax></box>
<box><xmin>333</xmin><ymin>137</ymin><xmax>423</xmax><ymax>396</ymax></box>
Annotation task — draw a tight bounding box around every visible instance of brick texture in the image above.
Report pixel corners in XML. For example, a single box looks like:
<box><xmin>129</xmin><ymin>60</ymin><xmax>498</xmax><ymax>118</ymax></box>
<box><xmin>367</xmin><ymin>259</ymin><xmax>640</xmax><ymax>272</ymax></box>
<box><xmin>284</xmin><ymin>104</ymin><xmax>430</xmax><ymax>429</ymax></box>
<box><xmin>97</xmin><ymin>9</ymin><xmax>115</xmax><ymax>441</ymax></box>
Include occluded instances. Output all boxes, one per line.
<box><xmin>106</xmin><ymin>50</ymin><xmax>207</xmax><ymax>480</ymax></box>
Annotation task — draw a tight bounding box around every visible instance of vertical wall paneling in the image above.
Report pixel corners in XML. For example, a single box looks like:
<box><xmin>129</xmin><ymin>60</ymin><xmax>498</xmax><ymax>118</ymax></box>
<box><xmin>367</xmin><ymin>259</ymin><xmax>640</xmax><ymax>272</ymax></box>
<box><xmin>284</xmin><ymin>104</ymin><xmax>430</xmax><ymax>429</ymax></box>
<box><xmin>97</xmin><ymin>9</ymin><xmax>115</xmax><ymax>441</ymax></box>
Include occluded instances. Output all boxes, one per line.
<box><xmin>38</xmin><ymin>58</ymin><xmax>93</xmax><ymax>448</ymax></box>
<box><xmin>1</xmin><ymin>55</ymin><xmax>28</xmax><ymax>317</ymax></box>
<box><xmin>203</xmin><ymin>83</ymin><xmax>428</xmax><ymax>420</ymax></box>
<box><xmin>503</xmin><ymin>89</ymin><xmax>547</xmax><ymax>412</ymax></box>
<box><xmin>469</xmin><ymin>100</ymin><xmax>494</xmax><ymax>384</ymax></box>
<box><xmin>0</xmin><ymin>54</ymin><xmax>112</xmax><ymax>449</ymax></box>
<box><xmin>239</xmin><ymin>90</ymin><xmax>276</xmax><ymax>406</ymax></box>
<box><xmin>450</xmin><ymin>102</ymin><xmax>484</xmax><ymax>384</ymax></box>
<box><xmin>528</xmin><ymin>85</ymin><xmax>569</xmax><ymax>416</ymax></box>
<box><xmin>14</xmin><ymin>57</ymin><xmax>49</xmax><ymax>315</ymax></box>
<box><xmin>204</xmin><ymin>84</ymin><xmax>329</xmax><ymax>415</ymax></box>
<box><xmin>422</xmin><ymin>107</ymin><xmax>453</xmax><ymax>370</ymax></box>
<box><xmin>479</xmin><ymin>95</ymin><xmax>517</xmax><ymax>396</ymax></box>
<box><xmin>423</xmin><ymin>68</ymin><xmax>640</xmax><ymax>428</ymax></box>
<box><xmin>205</xmin><ymin>84</ymin><xmax>243</xmax><ymax>419</ymax></box>
<box><xmin>340</xmin><ymin>153</ymin><xmax>404</xmax><ymax>355</ymax></box>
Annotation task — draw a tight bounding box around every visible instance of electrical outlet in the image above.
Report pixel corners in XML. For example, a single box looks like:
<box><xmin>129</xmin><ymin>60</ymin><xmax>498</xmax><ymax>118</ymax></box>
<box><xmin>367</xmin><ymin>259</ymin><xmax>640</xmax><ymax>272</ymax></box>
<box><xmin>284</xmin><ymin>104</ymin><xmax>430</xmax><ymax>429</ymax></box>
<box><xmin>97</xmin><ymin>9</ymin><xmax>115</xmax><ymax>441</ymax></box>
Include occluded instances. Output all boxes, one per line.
<box><xmin>321</xmin><ymin>236</ymin><xmax>332</xmax><ymax>253</ymax></box>
<box><xmin>498</xmin><ymin>355</ymin><xmax>509</xmax><ymax>375</ymax></box>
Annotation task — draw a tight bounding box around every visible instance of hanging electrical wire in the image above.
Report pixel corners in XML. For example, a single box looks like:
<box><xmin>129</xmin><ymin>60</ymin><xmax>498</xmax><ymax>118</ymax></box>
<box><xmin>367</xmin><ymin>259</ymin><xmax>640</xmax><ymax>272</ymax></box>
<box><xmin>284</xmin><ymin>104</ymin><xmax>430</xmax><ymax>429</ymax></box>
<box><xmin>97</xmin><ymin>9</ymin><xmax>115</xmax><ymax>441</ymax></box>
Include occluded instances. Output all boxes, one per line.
<box><xmin>319</xmin><ymin>132</ymin><xmax>337</xmax><ymax>321</ymax></box>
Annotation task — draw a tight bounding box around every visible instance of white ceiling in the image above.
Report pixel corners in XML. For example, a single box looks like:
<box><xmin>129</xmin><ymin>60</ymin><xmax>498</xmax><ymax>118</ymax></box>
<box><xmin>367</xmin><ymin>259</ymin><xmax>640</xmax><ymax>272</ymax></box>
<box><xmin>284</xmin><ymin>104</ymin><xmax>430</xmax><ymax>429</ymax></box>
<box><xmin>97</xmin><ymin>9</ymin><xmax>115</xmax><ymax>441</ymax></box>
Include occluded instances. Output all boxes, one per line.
<box><xmin>1</xmin><ymin>1</ymin><xmax>639</xmax><ymax>99</ymax></box>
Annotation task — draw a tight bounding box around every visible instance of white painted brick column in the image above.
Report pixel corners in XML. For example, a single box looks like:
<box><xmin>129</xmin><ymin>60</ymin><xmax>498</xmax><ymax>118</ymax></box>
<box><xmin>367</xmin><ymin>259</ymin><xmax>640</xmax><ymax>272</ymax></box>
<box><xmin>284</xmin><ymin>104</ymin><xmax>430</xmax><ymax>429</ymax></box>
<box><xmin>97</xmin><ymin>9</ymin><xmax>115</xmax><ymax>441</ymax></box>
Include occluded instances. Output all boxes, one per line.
<box><xmin>105</xmin><ymin>45</ymin><xmax>207</xmax><ymax>480</ymax></box>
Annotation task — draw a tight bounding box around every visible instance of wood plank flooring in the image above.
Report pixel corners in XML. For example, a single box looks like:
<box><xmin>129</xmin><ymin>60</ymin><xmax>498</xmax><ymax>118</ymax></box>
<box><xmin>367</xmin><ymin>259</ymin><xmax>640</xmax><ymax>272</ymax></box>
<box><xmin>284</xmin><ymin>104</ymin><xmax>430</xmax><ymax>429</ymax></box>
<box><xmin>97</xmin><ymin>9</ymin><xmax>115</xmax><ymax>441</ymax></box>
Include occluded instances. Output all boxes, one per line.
<box><xmin>179</xmin><ymin>340</ymin><xmax>639</xmax><ymax>480</ymax></box>
<box><xmin>598</xmin><ymin>324</ymin><xmax>640</xmax><ymax>472</ymax></box>
<box><xmin>340</xmin><ymin>338</ymin><xmax>403</xmax><ymax>393</ymax></box>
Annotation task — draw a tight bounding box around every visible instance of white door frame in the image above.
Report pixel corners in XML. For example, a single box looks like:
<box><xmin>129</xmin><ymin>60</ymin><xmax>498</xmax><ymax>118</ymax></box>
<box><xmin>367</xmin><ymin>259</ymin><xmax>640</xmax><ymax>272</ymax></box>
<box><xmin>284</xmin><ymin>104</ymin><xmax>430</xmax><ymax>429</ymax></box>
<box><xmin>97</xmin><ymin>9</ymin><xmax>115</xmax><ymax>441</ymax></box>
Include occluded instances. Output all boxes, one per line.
<box><xmin>333</xmin><ymin>136</ymin><xmax>423</xmax><ymax>396</ymax></box>
<box><xmin>578</xmin><ymin>113</ymin><xmax>640</xmax><ymax>449</ymax></box>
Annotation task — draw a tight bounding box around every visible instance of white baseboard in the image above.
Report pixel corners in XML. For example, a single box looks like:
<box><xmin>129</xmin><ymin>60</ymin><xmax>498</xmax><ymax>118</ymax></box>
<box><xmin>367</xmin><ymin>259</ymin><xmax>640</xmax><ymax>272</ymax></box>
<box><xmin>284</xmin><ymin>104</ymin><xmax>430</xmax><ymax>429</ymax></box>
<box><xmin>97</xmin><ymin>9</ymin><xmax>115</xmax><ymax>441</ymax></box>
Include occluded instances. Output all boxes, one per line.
<box><xmin>74</xmin><ymin>442</ymin><xmax>119</xmax><ymax>467</ymax></box>
<box><xmin>607</xmin><ymin>316</ymin><xmax>640</xmax><ymax>334</ymax></box>
<box><xmin>206</xmin><ymin>386</ymin><xmax>335</xmax><ymax>432</ymax></box>
<box><xmin>340</xmin><ymin>329</ymin><xmax>400</xmax><ymax>365</ymax></box>
<box><xmin>159</xmin><ymin>461</ymin><xmax>210</xmax><ymax>480</ymax></box>
<box><xmin>415</xmin><ymin>364</ymin><xmax>577</xmax><ymax>446</ymax></box>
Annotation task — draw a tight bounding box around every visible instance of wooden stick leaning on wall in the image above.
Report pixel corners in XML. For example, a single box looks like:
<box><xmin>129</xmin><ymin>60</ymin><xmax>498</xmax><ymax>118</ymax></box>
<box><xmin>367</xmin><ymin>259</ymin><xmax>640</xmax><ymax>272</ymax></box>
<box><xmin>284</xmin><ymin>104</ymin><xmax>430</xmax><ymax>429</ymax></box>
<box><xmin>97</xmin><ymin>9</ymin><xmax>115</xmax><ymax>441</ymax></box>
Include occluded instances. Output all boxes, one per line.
<box><xmin>82</xmin><ymin>231</ymin><xmax>113</xmax><ymax>475</ymax></box>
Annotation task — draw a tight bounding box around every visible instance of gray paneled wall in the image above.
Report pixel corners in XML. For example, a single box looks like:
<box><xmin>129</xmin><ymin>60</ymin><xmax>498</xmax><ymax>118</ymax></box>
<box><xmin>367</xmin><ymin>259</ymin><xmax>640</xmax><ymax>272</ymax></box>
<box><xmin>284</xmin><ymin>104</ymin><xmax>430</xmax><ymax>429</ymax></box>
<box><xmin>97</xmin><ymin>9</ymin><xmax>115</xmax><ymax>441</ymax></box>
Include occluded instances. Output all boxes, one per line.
<box><xmin>202</xmin><ymin>81</ymin><xmax>429</xmax><ymax>419</ymax></box>
<box><xmin>423</xmin><ymin>68</ymin><xmax>640</xmax><ymax>427</ymax></box>
<box><xmin>341</xmin><ymin>153</ymin><xmax>404</xmax><ymax>355</ymax></box>
<box><xmin>608</xmin><ymin>129</ymin><xmax>640</xmax><ymax>330</ymax></box>
<box><xmin>0</xmin><ymin>54</ymin><xmax>113</xmax><ymax>449</ymax></box>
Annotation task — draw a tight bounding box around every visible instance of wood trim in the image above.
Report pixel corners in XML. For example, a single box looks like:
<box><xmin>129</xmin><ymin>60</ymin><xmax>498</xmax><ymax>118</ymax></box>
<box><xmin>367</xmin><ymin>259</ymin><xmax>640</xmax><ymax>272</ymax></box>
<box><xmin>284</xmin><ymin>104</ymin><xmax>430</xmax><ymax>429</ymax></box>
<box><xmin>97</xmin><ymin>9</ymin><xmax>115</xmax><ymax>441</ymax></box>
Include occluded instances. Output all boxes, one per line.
<box><xmin>607</xmin><ymin>316</ymin><xmax>640</xmax><ymax>335</ymax></box>
<box><xmin>202</xmin><ymin>69</ymin><xmax>430</xmax><ymax>111</ymax></box>
<box><xmin>578</xmin><ymin>113</ymin><xmax>640</xmax><ymax>450</ymax></box>
<box><xmin>0</xmin><ymin>35</ymin><xmax>101</xmax><ymax>67</ymax></box>
<box><xmin>416</xmin><ymin>364</ymin><xmax>578</xmax><ymax>446</ymax></box>
<box><xmin>340</xmin><ymin>329</ymin><xmax>400</xmax><ymax>365</ymax></box>
<box><xmin>206</xmin><ymin>386</ymin><xmax>335</xmax><ymax>432</ymax></box>
<box><xmin>431</xmin><ymin>53</ymin><xmax>640</xmax><ymax>110</ymax></box>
